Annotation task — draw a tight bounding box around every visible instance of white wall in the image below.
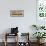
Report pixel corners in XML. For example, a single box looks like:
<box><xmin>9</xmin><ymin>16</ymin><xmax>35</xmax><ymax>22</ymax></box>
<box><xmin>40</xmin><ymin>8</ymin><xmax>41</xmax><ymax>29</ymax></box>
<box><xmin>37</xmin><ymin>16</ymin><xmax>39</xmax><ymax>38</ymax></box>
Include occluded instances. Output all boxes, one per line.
<box><xmin>0</xmin><ymin>0</ymin><xmax>36</xmax><ymax>42</ymax></box>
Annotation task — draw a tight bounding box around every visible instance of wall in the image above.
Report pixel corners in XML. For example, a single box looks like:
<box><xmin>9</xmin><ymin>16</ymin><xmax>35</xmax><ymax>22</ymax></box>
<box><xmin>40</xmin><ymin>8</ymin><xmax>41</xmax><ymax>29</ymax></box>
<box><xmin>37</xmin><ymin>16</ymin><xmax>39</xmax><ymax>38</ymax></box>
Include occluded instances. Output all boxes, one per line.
<box><xmin>0</xmin><ymin>0</ymin><xmax>36</xmax><ymax>42</ymax></box>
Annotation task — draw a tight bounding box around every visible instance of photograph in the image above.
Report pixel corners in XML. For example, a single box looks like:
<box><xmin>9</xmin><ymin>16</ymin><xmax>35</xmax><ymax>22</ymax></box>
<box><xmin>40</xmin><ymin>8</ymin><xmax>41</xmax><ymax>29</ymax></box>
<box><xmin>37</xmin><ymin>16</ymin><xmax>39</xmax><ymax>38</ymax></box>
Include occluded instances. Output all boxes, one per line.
<box><xmin>10</xmin><ymin>10</ymin><xmax>24</xmax><ymax>17</ymax></box>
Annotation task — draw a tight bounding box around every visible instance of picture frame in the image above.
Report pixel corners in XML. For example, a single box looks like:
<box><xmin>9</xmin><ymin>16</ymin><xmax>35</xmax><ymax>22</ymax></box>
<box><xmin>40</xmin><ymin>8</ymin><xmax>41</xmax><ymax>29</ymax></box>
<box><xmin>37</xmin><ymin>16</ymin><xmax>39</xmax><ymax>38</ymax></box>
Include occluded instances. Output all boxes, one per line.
<box><xmin>37</xmin><ymin>0</ymin><xmax>46</xmax><ymax>18</ymax></box>
<box><xmin>36</xmin><ymin>0</ymin><xmax>46</xmax><ymax>26</ymax></box>
<box><xmin>10</xmin><ymin>10</ymin><xmax>24</xmax><ymax>17</ymax></box>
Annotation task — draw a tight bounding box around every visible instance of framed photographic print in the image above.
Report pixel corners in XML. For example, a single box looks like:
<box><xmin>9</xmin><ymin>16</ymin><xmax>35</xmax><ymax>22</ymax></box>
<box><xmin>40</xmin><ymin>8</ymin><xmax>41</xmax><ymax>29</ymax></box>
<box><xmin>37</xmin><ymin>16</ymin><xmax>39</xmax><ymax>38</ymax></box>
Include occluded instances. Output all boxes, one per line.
<box><xmin>37</xmin><ymin>0</ymin><xmax>46</xmax><ymax>18</ymax></box>
<box><xmin>10</xmin><ymin>10</ymin><xmax>24</xmax><ymax>17</ymax></box>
